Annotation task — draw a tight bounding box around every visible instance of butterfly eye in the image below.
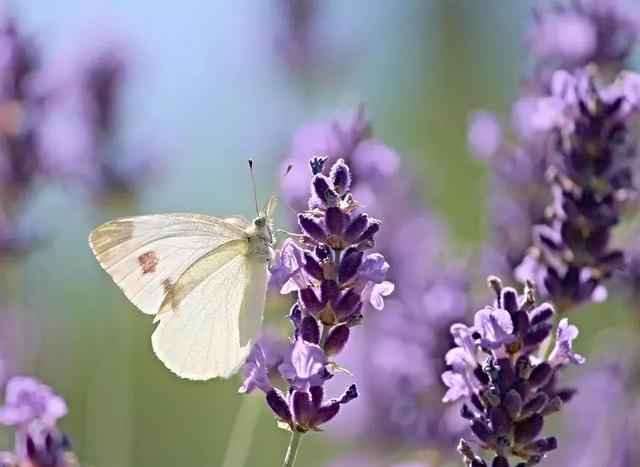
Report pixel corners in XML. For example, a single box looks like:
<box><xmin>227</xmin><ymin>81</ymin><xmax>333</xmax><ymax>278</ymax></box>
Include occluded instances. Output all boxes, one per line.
<box><xmin>254</xmin><ymin>218</ymin><xmax>265</xmax><ymax>228</ymax></box>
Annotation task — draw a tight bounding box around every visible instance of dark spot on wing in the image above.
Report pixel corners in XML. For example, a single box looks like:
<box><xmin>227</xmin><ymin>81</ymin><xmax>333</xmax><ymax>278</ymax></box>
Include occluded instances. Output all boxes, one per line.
<box><xmin>138</xmin><ymin>251</ymin><xmax>159</xmax><ymax>274</ymax></box>
<box><xmin>162</xmin><ymin>278</ymin><xmax>173</xmax><ymax>293</ymax></box>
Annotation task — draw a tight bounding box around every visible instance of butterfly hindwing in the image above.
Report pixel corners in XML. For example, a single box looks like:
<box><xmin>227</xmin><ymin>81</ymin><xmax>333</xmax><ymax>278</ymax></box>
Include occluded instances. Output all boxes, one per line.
<box><xmin>89</xmin><ymin>213</ymin><xmax>246</xmax><ymax>316</ymax></box>
<box><xmin>151</xmin><ymin>239</ymin><xmax>269</xmax><ymax>380</ymax></box>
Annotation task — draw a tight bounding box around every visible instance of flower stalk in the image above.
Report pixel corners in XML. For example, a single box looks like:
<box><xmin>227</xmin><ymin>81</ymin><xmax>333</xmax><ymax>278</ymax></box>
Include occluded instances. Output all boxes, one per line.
<box><xmin>283</xmin><ymin>431</ymin><xmax>303</xmax><ymax>467</ymax></box>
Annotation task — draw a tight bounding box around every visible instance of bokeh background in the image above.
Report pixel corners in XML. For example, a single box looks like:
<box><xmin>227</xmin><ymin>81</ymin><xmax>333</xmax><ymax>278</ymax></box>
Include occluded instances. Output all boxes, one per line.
<box><xmin>1</xmin><ymin>1</ymin><xmax>639</xmax><ymax>466</ymax></box>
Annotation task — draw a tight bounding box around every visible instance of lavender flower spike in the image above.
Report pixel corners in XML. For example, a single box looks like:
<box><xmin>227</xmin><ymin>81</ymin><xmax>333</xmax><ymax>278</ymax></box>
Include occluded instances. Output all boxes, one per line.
<box><xmin>443</xmin><ymin>277</ymin><xmax>583</xmax><ymax>466</ymax></box>
<box><xmin>516</xmin><ymin>68</ymin><xmax>639</xmax><ymax>309</ymax></box>
<box><xmin>239</xmin><ymin>157</ymin><xmax>390</xmax><ymax>465</ymax></box>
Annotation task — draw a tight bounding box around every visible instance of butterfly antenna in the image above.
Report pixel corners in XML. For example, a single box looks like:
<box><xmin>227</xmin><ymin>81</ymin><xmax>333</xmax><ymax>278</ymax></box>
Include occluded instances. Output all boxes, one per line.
<box><xmin>274</xmin><ymin>195</ymin><xmax>297</xmax><ymax>217</ymax></box>
<box><xmin>248</xmin><ymin>159</ymin><xmax>259</xmax><ymax>216</ymax></box>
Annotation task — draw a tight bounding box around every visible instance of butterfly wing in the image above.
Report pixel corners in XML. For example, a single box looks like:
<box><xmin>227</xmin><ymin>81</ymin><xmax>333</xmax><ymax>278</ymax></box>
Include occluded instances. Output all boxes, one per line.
<box><xmin>89</xmin><ymin>214</ymin><xmax>246</xmax><ymax>315</ymax></box>
<box><xmin>151</xmin><ymin>239</ymin><xmax>269</xmax><ymax>380</ymax></box>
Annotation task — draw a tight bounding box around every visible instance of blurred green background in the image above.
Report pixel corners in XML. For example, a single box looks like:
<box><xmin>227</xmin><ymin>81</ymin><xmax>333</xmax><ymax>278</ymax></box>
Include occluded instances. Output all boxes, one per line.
<box><xmin>1</xmin><ymin>1</ymin><xmax>638</xmax><ymax>466</ymax></box>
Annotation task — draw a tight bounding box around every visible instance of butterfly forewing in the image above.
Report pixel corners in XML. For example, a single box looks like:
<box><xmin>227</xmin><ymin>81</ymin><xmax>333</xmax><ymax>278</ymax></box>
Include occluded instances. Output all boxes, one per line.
<box><xmin>89</xmin><ymin>214</ymin><xmax>246</xmax><ymax>316</ymax></box>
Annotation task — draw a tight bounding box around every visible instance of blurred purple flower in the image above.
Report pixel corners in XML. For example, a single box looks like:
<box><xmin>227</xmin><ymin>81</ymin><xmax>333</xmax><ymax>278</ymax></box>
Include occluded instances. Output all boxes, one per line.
<box><xmin>528</xmin><ymin>0</ymin><xmax>640</xmax><ymax>88</ymax></box>
<box><xmin>467</xmin><ymin>111</ymin><xmax>503</xmax><ymax>160</ymax></box>
<box><xmin>0</xmin><ymin>376</ymin><xmax>67</xmax><ymax>427</ymax></box>
<box><xmin>516</xmin><ymin>69</ymin><xmax>638</xmax><ymax>309</ymax></box>
<box><xmin>32</xmin><ymin>25</ymin><xmax>160</xmax><ymax>200</ymax></box>
<box><xmin>554</xmin><ymin>359</ymin><xmax>640</xmax><ymax>465</ymax></box>
<box><xmin>0</xmin><ymin>13</ymin><xmax>43</xmax><ymax>255</ymax></box>
<box><xmin>0</xmin><ymin>375</ymin><xmax>76</xmax><ymax>465</ymax></box>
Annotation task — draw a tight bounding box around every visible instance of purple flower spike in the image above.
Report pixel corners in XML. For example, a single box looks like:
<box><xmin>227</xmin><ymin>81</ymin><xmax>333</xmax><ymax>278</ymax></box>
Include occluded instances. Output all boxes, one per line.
<box><xmin>0</xmin><ymin>377</ymin><xmax>67</xmax><ymax>427</ymax></box>
<box><xmin>444</xmin><ymin>278</ymin><xmax>579</xmax><ymax>465</ymax></box>
<box><xmin>248</xmin><ymin>156</ymin><xmax>392</xmax><ymax>437</ymax></box>
<box><xmin>238</xmin><ymin>344</ymin><xmax>272</xmax><ymax>394</ymax></box>
<box><xmin>278</xmin><ymin>338</ymin><xmax>326</xmax><ymax>389</ymax></box>
<box><xmin>548</xmin><ymin>318</ymin><xmax>585</xmax><ymax>366</ymax></box>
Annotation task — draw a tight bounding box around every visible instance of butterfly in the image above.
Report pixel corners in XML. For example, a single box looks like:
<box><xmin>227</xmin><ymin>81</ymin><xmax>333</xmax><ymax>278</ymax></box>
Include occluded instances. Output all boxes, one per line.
<box><xmin>88</xmin><ymin>194</ymin><xmax>278</xmax><ymax>381</ymax></box>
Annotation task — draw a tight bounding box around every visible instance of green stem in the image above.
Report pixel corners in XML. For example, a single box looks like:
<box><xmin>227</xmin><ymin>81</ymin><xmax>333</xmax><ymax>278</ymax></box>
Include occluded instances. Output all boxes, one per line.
<box><xmin>282</xmin><ymin>431</ymin><xmax>303</xmax><ymax>467</ymax></box>
<box><xmin>220</xmin><ymin>395</ymin><xmax>261</xmax><ymax>467</ymax></box>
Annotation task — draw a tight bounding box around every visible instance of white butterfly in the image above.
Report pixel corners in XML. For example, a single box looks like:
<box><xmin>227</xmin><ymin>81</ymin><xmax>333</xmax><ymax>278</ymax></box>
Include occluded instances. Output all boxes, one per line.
<box><xmin>88</xmin><ymin>195</ymin><xmax>278</xmax><ymax>381</ymax></box>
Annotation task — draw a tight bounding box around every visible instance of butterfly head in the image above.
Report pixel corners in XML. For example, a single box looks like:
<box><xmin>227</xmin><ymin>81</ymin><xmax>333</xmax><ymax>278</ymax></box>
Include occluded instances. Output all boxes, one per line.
<box><xmin>251</xmin><ymin>195</ymin><xmax>278</xmax><ymax>244</ymax></box>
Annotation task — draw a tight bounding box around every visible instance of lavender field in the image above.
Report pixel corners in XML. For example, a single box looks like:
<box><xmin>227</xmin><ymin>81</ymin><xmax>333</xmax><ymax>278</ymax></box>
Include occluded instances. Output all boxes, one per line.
<box><xmin>0</xmin><ymin>1</ymin><xmax>639</xmax><ymax>466</ymax></box>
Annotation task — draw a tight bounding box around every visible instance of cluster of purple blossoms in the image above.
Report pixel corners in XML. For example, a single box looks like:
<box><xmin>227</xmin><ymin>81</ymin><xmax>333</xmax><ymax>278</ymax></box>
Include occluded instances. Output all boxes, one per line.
<box><xmin>443</xmin><ymin>277</ymin><xmax>584</xmax><ymax>466</ymax></box>
<box><xmin>240</xmin><ymin>157</ymin><xmax>391</xmax><ymax>437</ymax></box>
<box><xmin>515</xmin><ymin>69</ymin><xmax>640</xmax><ymax>309</ymax></box>
<box><xmin>0</xmin><ymin>376</ymin><xmax>76</xmax><ymax>467</ymax></box>
<box><xmin>281</xmin><ymin>109</ymin><xmax>470</xmax><ymax>454</ymax></box>
<box><xmin>469</xmin><ymin>0</ymin><xmax>640</xmax><ymax>287</ymax></box>
<box><xmin>527</xmin><ymin>0</ymin><xmax>640</xmax><ymax>88</ymax></box>
<box><xmin>0</xmin><ymin>14</ymin><xmax>41</xmax><ymax>255</ymax></box>
<box><xmin>32</xmin><ymin>29</ymin><xmax>158</xmax><ymax>200</ymax></box>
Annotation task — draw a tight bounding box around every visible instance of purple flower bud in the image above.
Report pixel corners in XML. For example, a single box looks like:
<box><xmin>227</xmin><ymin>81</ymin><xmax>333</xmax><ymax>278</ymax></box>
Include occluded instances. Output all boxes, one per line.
<box><xmin>311</xmin><ymin>401</ymin><xmax>340</xmax><ymax>426</ymax></box>
<box><xmin>300</xmin><ymin>316</ymin><xmax>320</xmax><ymax>344</ymax></box>
<box><xmin>523</xmin><ymin>437</ymin><xmax>557</xmax><ymax>454</ymax></box>
<box><xmin>338</xmin><ymin>247</ymin><xmax>363</xmax><ymax>284</ymax></box>
<box><xmin>503</xmin><ymin>389</ymin><xmax>523</xmax><ymax>420</ymax></box>
<box><xmin>522</xmin><ymin>393</ymin><xmax>548</xmax><ymax>415</ymax></box>
<box><xmin>500</xmin><ymin>287</ymin><xmax>519</xmax><ymax>313</ymax></box>
<box><xmin>512</xmin><ymin>310</ymin><xmax>530</xmax><ymax>335</ymax></box>
<box><xmin>334</xmin><ymin>290</ymin><xmax>361</xmax><ymax>320</ymax></box>
<box><xmin>555</xmin><ymin>388</ymin><xmax>576</xmax><ymax>403</ymax></box>
<box><xmin>510</xmin><ymin>378</ymin><xmax>530</xmax><ymax>402</ymax></box>
<box><xmin>323</xmin><ymin>325</ymin><xmax>349</xmax><ymax>355</ymax></box>
<box><xmin>292</xmin><ymin>390</ymin><xmax>313</xmax><ymax>425</ymax></box>
<box><xmin>343</xmin><ymin>213</ymin><xmax>368</xmax><ymax>242</ymax></box>
<box><xmin>514</xmin><ymin>413</ymin><xmax>544</xmax><ymax>444</ymax></box>
<box><xmin>338</xmin><ymin>384</ymin><xmax>358</xmax><ymax>404</ymax></box>
<box><xmin>309</xmin><ymin>156</ymin><xmax>327</xmax><ymax>175</ymax></box>
<box><xmin>541</xmin><ymin>396</ymin><xmax>563</xmax><ymax>416</ymax></box>
<box><xmin>490</xmin><ymin>406</ymin><xmax>510</xmax><ymax>436</ymax></box>
<box><xmin>528</xmin><ymin>363</ymin><xmax>553</xmax><ymax>387</ymax></box>
<box><xmin>320</xmin><ymin>279</ymin><xmax>339</xmax><ymax>303</ymax></box>
<box><xmin>523</xmin><ymin>322</ymin><xmax>553</xmax><ymax>346</ymax></box>
<box><xmin>325</xmin><ymin>207</ymin><xmax>346</xmax><ymax>235</ymax></box>
<box><xmin>355</xmin><ymin>219</ymin><xmax>380</xmax><ymax>243</ymax></box>
<box><xmin>302</xmin><ymin>251</ymin><xmax>324</xmax><ymax>281</ymax></box>
<box><xmin>298</xmin><ymin>213</ymin><xmax>326</xmax><ymax>243</ymax></box>
<box><xmin>329</xmin><ymin>158</ymin><xmax>351</xmax><ymax>193</ymax></box>
<box><xmin>299</xmin><ymin>287</ymin><xmax>322</xmax><ymax>313</ymax></box>
<box><xmin>471</xmin><ymin>418</ymin><xmax>495</xmax><ymax>445</ymax></box>
<box><xmin>266</xmin><ymin>388</ymin><xmax>292</xmax><ymax>422</ymax></box>
<box><xmin>311</xmin><ymin>174</ymin><xmax>337</xmax><ymax>206</ymax></box>
<box><xmin>529</xmin><ymin>304</ymin><xmax>554</xmax><ymax>325</ymax></box>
